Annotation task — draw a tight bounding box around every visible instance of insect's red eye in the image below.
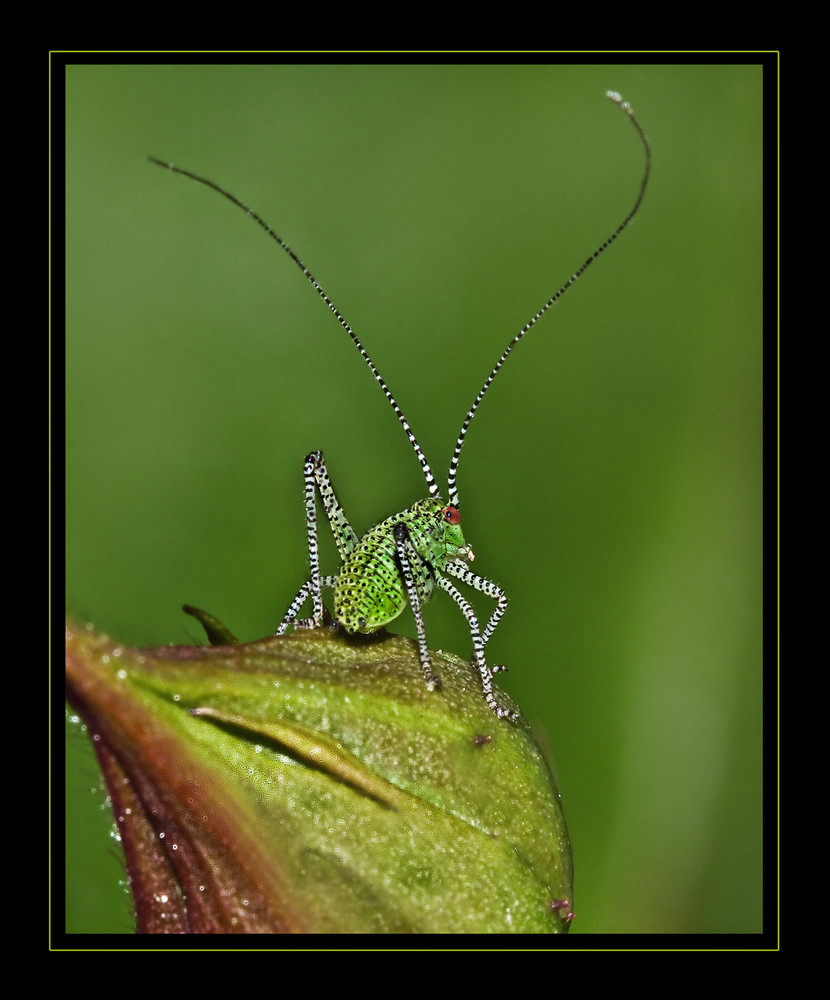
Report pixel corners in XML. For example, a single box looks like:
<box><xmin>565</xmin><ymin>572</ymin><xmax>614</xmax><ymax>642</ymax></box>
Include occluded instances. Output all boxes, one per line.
<box><xmin>442</xmin><ymin>505</ymin><xmax>461</xmax><ymax>525</ymax></box>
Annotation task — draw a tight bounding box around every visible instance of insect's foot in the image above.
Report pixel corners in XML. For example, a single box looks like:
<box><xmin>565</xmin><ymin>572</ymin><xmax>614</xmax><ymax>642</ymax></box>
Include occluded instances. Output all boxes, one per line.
<box><xmin>491</xmin><ymin>699</ymin><xmax>519</xmax><ymax>722</ymax></box>
<box><xmin>277</xmin><ymin>616</ymin><xmax>324</xmax><ymax>635</ymax></box>
<box><xmin>275</xmin><ymin>619</ymin><xmax>297</xmax><ymax>636</ymax></box>
<box><xmin>296</xmin><ymin>615</ymin><xmax>324</xmax><ymax>630</ymax></box>
<box><xmin>478</xmin><ymin>672</ymin><xmax>518</xmax><ymax>721</ymax></box>
<box><xmin>491</xmin><ymin>663</ymin><xmax>508</xmax><ymax>675</ymax></box>
<box><xmin>424</xmin><ymin>672</ymin><xmax>443</xmax><ymax>692</ymax></box>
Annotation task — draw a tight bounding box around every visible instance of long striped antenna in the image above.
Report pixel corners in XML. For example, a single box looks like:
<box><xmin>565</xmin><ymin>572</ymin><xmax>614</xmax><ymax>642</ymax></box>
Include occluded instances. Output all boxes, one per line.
<box><xmin>445</xmin><ymin>91</ymin><xmax>651</xmax><ymax>509</ymax></box>
<box><xmin>148</xmin><ymin>157</ymin><xmax>441</xmax><ymax>499</ymax></box>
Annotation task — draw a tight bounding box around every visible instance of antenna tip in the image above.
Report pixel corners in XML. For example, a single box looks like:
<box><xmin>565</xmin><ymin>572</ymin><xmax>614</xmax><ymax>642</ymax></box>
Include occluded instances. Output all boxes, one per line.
<box><xmin>606</xmin><ymin>91</ymin><xmax>633</xmax><ymax>115</ymax></box>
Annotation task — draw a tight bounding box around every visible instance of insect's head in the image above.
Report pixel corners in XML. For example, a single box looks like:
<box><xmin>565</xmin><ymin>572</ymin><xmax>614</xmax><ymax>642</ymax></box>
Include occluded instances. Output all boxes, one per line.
<box><xmin>438</xmin><ymin>502</ymin><xmax>474</xmax><ymax>564</ymax></box>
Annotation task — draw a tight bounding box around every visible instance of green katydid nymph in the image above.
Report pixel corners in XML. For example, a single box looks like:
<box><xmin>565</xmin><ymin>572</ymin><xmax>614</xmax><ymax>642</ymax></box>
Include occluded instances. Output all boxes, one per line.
<box><xmin>151</xmin><ymin>91</ymin><xmax>650</xmax><ymax>722</ymax></box>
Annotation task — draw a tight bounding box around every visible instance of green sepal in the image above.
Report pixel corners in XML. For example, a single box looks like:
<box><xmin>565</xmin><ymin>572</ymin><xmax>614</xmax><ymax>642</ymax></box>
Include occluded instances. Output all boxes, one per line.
<box><xmin>182</xmin><ymin>603</ymin><xmax>240</xmax><ymax>646</ymax></box>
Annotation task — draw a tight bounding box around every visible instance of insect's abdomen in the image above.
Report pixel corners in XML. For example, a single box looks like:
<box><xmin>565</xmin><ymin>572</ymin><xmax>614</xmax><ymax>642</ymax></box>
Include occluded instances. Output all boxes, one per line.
<box><xmin>333</xmin><ymin>499</ymin><xmax>447</xmax><ymax>634</ymax></box>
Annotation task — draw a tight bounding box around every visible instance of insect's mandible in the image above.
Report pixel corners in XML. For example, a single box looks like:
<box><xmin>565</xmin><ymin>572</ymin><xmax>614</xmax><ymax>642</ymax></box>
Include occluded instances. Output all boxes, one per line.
<box><xmin>150</xmin><ymin>91</ymin><xmax>650</xmax><ymax>723</ymax></box>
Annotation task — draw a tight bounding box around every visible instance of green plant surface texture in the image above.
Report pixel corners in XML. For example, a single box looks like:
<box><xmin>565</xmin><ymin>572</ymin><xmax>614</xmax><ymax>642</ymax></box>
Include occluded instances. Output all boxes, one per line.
<box><xmin>65</xmin><ymin>616</ymin><xmax>573</xmax><ymax>934</ymax></box>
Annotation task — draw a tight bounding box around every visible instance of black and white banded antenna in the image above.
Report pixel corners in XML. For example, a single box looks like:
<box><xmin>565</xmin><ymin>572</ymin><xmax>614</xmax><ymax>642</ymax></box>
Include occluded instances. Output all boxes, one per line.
<box><xmin>445</xmin><ymin>91</ymin><xmax>651</xmax><ymax>509</ymax></box>
<box><xmin>148</xmin><ymin>156</ymin><xmax>441</xmax><ymax>499</ymax></box>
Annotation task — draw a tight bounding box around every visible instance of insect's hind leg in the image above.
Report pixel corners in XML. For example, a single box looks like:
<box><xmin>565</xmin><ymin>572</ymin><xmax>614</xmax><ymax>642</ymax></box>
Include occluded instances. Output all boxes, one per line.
<box><xmin>276</xmin><ymin>450</ymin><xmax>359</xmax><ymax>634</ymax></box>
<box><xmin>277</xmin><ymin>575</ymin><xmax>339</xmax><ymax>633</ymax></box>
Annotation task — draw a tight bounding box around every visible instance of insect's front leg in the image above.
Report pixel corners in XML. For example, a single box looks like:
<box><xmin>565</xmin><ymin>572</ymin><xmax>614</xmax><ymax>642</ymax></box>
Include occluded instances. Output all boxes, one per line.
<box><xmin>441</xmin><ymin>562</ymin><xmax>516</xmax><ymax>721</ymax></box>
<box><xmin>443</xmin><ymin>560</ymin><xmax>508</xmax><ymax>661</ymax></box>
<box><xmin>277</xmin><ymin>450</ymin><xmax>358</xmax><ymax>633</ymax></box>
<box><xmin>392</xmin><ymin>522</ymin><xmax>441</xmax><ymax>691</ymax></box>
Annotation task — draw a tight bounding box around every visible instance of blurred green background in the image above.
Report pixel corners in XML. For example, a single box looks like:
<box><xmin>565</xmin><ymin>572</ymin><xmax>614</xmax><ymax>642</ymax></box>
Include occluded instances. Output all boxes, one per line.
<box><xmin>65</xmin><ymin>63</ymin><xmax>764</xmax><ymax>935</ymax></box>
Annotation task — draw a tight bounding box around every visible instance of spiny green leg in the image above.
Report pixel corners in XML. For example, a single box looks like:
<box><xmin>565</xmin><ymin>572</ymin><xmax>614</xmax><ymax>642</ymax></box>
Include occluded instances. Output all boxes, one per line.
<box><xmin>392</xmin><ymin>522</ymin><xmax>442</xmax><ymax>691</ymax></box>
<box><xmin>306</xmin><ymin>451</ymin><xmax>360</xmax><ymax>560</ymax></box>
<box><xmin>276</xmin><ymin>450</ymin><xmax>358</xmax><ymax>634</ymax></box>
<box><xmin>440</xmin><ymin>563</ymin><xmax>517</xmax><ymax>721</ymax></box>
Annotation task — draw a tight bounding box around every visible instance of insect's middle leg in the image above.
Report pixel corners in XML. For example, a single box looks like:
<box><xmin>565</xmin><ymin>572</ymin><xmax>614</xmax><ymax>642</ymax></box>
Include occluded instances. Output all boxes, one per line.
<box><xmin>277</xmin><ymin>450</ymin><xmax>359</xmax><ymax>633</ymax></box>
<box><xmin>393</xmin><ymin>521</ymin><xmax>441</xmax><ymax>691</ymax></box>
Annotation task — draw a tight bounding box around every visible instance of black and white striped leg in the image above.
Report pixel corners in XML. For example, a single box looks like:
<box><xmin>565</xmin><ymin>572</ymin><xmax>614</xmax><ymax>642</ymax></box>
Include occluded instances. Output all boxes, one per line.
<box><xmin>436</xmin><ymin>575</ymin><xmax>517</xmax><ymax>721</ymax></box>
<box><xmin>305</xmin><ymin>451</ymin><xmax>359</xmax><ymax>561</ymax></box>
<box><xmin>276</xmin><ymin>450</ymin><xmax>358</xmax><ymax>634</ymax></box>
<box><xmin>277</xmin><ymin>575</ymin><xmax>339</xmax><ymax>633</ymax></box>
<box><xmin>444</xmin><ymin>560</ymin><xmax>509</xmax><ymax>666</ymax></box>
<box><xmin>477</xmin><ymin>575</ymin><xmax>509</xmax><ymax>676</ymax></box>
<box><xmin>393</xmin><ymin>521</ymin><xmax>441</xmax><ymax>691</ymax></box>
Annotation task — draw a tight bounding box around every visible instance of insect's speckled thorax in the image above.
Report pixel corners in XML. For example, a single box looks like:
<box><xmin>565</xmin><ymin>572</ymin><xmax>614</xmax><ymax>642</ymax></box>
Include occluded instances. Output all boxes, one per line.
<box><xmin>334</xmin><ymin>498</ymin><xmax>471</xmax><ymax>634</ymax></box>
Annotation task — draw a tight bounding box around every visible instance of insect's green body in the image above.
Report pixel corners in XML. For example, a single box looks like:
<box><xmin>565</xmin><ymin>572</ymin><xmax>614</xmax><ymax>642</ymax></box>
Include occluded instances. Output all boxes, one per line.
<box><xmin>335</xmin><ymin>497</ymin><xmax>470</xmax><ymax>634</ymax></box>
<box><xmin>151</xmin><ymin>91</ymin><xmax>650</xmax><ymax>723</ymax></box>
<box><xmin>274</xmin><ymin>449</ymin><xmax>502</xmax><ymax>703</ymax></box>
